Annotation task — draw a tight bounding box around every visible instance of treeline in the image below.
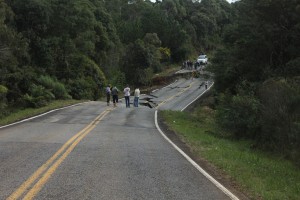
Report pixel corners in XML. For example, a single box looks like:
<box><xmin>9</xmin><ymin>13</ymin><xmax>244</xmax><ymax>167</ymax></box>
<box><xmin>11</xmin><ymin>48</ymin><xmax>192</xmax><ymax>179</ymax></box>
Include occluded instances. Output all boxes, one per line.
<box><xmin>0</xmin><ymin>0</ymin><xmax>232</xmax><ymax>114</ymax></box>
<box><xmin>211</xmin><ymin>0</ymin><xmax>300</xmax><ymax>164</ymax></box>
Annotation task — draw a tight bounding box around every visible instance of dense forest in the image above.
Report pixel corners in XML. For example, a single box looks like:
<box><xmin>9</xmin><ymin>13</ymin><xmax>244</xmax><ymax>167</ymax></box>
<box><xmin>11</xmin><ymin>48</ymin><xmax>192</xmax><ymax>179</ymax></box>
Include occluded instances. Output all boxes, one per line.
<box><xmin>0</xmin><ymin>0</ymin><xmax>299</xmax><ymax>163</ymax></box>
<box><xmin>0</xmin><ymin>0</ymin><xmax>231</xmax><ymax>108</ymax></box>
<box><xmin>211</xmin><ymin>0</ymin><xmax>300</xmax><ymax>164</ymax></box>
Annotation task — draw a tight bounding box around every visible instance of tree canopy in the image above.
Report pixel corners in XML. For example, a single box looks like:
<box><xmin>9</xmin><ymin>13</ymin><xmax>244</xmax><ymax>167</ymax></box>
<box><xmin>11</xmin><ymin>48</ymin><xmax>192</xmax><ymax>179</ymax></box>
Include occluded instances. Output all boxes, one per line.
<box><xmin>211</xmin><ymin>0</ymin><xmax>300</xmax><ymax>163</ymax></box>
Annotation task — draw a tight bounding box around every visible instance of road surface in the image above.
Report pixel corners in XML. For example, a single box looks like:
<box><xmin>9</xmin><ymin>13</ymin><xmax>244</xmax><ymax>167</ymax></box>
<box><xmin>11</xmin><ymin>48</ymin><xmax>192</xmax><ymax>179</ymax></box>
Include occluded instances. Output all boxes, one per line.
<box><xmin>0</xmin><ymin>78</ymin><xmax>235</xmax><ymax>200</ymax></box>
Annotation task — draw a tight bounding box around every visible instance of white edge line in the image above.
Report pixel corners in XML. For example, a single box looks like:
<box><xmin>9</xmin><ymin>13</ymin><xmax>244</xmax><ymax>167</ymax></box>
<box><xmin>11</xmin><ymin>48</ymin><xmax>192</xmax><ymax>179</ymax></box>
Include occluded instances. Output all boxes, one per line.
<box><xmin>0</xmin><ymin>102</ymin><xmax>88</xmax><ymax>129</ymax></box>
<box><xmin>180</xmin><ymin>82</ymin><xmax>215</xmax><ymax>111</ymax></box>
<box><xmin>154</xmin><ymin>110</ymin><xmax>239</xmax><ymax>200</ymax></box>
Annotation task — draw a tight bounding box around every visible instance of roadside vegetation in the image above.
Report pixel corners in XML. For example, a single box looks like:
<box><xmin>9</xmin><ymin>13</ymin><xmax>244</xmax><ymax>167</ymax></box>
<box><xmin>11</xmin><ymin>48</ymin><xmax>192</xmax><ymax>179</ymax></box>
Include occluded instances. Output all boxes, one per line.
<box><xmin>210</xmin><ymin>0</ymin><xmax>300</xmax><ymax>165</ymax></box>
<box><xmin>161</xmin><ymin>104</ymin><xmax>300</xmax><ymax>200</ymax></box>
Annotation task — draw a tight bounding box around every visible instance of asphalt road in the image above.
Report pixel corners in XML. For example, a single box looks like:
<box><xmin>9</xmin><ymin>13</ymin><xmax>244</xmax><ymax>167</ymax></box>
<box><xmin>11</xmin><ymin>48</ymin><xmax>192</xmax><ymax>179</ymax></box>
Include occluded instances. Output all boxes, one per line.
<box><xmin>0</xmin><ymin>78</ymin><xmax>234</xmax><ymax>200</ymax></box>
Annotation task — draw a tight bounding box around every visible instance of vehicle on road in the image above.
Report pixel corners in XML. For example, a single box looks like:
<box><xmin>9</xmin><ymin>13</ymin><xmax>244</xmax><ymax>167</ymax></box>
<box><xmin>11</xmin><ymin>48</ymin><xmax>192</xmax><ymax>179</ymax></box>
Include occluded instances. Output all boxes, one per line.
<box><xmin>197</xmin><ymin>55</ymin><xmax>208</xmax><ymax>65</ymax></box>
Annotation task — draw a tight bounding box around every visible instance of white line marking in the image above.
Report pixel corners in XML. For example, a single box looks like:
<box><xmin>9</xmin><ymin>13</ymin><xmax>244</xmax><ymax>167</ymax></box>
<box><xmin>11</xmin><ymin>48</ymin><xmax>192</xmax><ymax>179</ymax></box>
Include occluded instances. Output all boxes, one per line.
<box><xmin>181</xmin><ymin>82</ymin><xmax>214</xmax><ymax>111</ymax></box>
<box><xmin>154</xmin><ymin>110</ymin><xmax>239</xmax><ymax>200</ymax></box>
<box><xmin>0</xmin><ymin>102</ymin><xmax>88</xmax><ymax>129</ymax></box>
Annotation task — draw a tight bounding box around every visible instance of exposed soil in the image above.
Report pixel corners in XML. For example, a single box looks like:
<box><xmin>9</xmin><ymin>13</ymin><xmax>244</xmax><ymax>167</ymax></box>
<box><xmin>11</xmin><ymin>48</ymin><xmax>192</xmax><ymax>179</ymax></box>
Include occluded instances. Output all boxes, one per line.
<box><xmin>141</xmin><ymin>68</ymin><xmax>193</xmax><ymax>94</ymax></box>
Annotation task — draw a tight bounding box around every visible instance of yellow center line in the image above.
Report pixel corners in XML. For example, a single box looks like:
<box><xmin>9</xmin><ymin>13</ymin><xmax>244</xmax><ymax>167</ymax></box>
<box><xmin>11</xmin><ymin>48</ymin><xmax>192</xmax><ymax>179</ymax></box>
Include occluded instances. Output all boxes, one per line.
<box><xmin>157</xmin><ymin>82</ymin><xmax>194</xmax><ymax>108</ymax></box>
<box><xmin>7</xmin><ymin>108</ymin><xmax>112</xmax><ymax>200</ymax></box>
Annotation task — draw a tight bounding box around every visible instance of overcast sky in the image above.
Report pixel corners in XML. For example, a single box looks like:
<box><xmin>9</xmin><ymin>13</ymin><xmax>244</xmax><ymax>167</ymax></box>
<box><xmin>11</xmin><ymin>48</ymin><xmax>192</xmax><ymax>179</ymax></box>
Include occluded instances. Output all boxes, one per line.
<box><xmin>149</xmin><ymin>0</ymin><xmax>237</xmax><ymax>3</ymax></box>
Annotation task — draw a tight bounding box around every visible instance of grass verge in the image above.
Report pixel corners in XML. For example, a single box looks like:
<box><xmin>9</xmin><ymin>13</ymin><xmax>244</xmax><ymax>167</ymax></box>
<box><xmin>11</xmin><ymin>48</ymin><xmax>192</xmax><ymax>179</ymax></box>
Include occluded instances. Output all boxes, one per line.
<box><xmin>161</xmin><ymin>107</ymin><xmax>300</xmax><ymax>200</ymax></box>
<box><xmin>0</xmin><ymin>100</ymin><xmax>87</xmax><ymax>126</ymax></box>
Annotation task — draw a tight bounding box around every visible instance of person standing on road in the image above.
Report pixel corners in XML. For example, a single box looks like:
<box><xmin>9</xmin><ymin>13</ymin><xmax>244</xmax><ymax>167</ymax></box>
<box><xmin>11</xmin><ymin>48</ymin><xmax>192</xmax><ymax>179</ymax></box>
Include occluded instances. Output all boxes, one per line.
<box><xmin>111</xmin><ymin>86</ymin><xmax>119</xmax><ymax>107</ymax></box>
<box><xmin>134</xmin><ymin>87</ymin><xmax>140</xmax><ymax>107</ymax></box>
<box><xmin>105</xmin><ymin>85</ymin><xmax>111</xmax><ymax>106</ymax></box>
<box><xmin>124</xmin><ymin>85</ymin><xmax>130</xmax><ymax>108</ymax></box>
<box><xmin>205</xmin><ymin>81</ymin><xmax>208</xmax><ymax>90</ymax></box>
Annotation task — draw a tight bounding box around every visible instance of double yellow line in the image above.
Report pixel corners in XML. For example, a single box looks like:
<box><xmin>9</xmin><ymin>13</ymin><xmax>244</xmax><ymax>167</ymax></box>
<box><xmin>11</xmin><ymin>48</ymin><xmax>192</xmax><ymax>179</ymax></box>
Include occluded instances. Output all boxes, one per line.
<box><xmin>157</xmin><ymin>82</ymin><xmax>194</xmax><ymax>108</ymax></box>
<box><xmin>7</xmin><ymin>108</ymin><xmax>113</xmax><ymax>200</ymax></box>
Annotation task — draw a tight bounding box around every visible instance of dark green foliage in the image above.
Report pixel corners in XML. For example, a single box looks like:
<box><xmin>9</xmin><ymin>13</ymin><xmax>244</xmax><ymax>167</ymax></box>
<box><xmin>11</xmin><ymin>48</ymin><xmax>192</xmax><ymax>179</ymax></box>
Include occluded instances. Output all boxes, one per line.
<box><xmin>23</xmin><ymin>84</ymin><xmax>55</xmax><ymax>108</ymax></box>
<box><xmin>122</xmin><ymin>35</ymin><xmax>161</xmax><ymax>86</ymax></box>
<box><xmin>38</xmin><ymin>76</ymin><xmax>71</xmax><ymax>99</ymax></box>
<box><xmin>0</xmin><ymin>85</ymin><xmax>8</xmax><ymax>117</ymax></box>
<box><xmin>211</xmin><ymin>0</ymin><xmax>300</xmax><ymax>163</ymax></box>
<box><xmin>67</xmin><ymin>54</ymin><xmax>106</xmax><ymax>100</ymax></box>
<box><xmin>109</xmin><ymin>70</ymin><xmax>126</xmax><ymax>91</ymax></box>
<box><xmin>258</xmin><ymin>80</ymin><xmax>300</xmax><ymax>153</ymax></box>
<box><xmin>216</xmin><ymin>82</ymin><xmax>260</xmax><ymax>139</ymax></box>
<box><xmin>68</xmin><ymin>78</ymin><xmax>95</xmax><ymax>100</ymax></box>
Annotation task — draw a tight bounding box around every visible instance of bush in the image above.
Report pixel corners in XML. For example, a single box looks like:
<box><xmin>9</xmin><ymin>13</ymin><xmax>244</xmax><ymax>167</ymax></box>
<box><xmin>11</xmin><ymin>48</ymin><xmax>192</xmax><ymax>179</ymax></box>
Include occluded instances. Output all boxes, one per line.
<box><xmin>216</xmin><ymin>92</ymin><xmax>260</xmax><ymax>139</ymax></box>
<box><xmin>52</xmin><ymin>82</ymin><xmax>71</xmax><ymax>99</ymax></box>
<box><xmin>68</xmin><ymin>78</ymin><xmax>95</xmax><ymax>100</ymax></box>
<box><xmin>258</xmin><ymin>79</ymin><xmax>300</xmax><ymax>155</ymax></box>
<box><xmin>109</xmin><ymin>70</ymin><xmax>126</xmax><ymax>90</ymax></box>
<box><xmin>23</xmin><ymin>84</ymin><xmax>55</xmax><ymax>108</ymax></box>
<box><xmin>38</xmin><ymin>76</ymin><xmax>71</xmax><ymax>99</ymax></box>
<box><xmin>159</xmin><ymin>47</ymin><xmax>171</xmax><ymax>63</ymax></box>
<box><xmin>0</xmin><ymin>85</ymin><xmax>8</xmax><ymax>117</ymax></box>
<box><xmin>68</xmin><ymin>54</ymin><xmax>106</xmax><ymax>100</ymax></box>
<box><xmin>137</xmin><ymin>68</ymin><xmax>153</xmax><ymax>87</ymax></box>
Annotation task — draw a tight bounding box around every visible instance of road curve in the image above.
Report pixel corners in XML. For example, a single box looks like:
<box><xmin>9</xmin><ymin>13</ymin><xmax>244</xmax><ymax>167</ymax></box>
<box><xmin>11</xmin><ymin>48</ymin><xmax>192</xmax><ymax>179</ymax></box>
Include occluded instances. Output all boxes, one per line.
<box><xmin>0</xmin><ymin>78</ymin><xmax>234</xmax><ymax>200</ymax></box>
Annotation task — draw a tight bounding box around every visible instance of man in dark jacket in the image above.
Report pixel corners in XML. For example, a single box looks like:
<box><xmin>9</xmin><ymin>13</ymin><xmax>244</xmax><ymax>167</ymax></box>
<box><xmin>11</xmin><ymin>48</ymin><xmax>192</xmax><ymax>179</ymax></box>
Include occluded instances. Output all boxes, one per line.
<box><xmin>111</xmin><ymin>86</ymin><xmax>119</xmax><ymax>107</ymax></box>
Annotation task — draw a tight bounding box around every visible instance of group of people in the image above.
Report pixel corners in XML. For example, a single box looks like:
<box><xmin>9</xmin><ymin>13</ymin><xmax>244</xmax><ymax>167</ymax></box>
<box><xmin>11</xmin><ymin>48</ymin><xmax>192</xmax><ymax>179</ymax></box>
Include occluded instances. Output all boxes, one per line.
<box><xmin>105</xmin><ymin>85</ymin><xmax>140</xmax><ymax>108</ymax></box>
<box><xmin>182</xmin><ymin>60</ymin><xmax>203</xmax><ymax>70</ymax></box>
<box><xmin>182</xmin><ymin>60</ymin><xmax>194</xmax><ymax>70</ymax></box>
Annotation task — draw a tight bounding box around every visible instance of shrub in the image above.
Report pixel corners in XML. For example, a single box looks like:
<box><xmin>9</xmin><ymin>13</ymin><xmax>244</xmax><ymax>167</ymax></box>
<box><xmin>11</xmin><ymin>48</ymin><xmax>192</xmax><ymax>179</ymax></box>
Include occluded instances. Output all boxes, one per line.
<box><xmin>68</xmin><ymin>78</ymin><xmax>95</xmax><ymax>100</ymax></box>
<box><xmin>23</xmin><ymin>84</ymin><xmax>55</xmax><ymax>108</ymax></box>
<box><xmin>258</xmin><ymin>79</ymin><xmax>300</xmax><ymax>155</ymax></box>
<box><xmin>216</xmin><ymin>92</ymin><xmax>260</xmax><ymax>139</ymax></box>
<box><xmin>38</xmin><ymin>76</ymin><xmax>56</xmax><ymax>89</ymax></box>
<box><xmin>38</xmin><ymin>76</ymin><xmax>71</xmax><ymax>99</ymax></box>
<box><xmin>137</xmin><ymin>68</ymin><xmax>153</xmax><ymax>87</ymax></box>
<box><xmin>109</xmin><ymin>70</ymin><xmax>126</xmax><ymax>90</ymax></box>
<box><xmin>0</xmin><ymin>85</ymin><xmax>8</xmax><ymax>117</ymax></box>
<box><xmin>52</xmin><ymin>82</ymin><xmax>71</xmax><ymax>99</ymax></box>
<box><xmin>159</xmin><ymin>47</ymin><xmax>171</xmax><ymax>63</ymax></box>
<box><xmin>68</xmin><ymin>54</ymin><xmax>106</xmax><ymax>100</ymax></box>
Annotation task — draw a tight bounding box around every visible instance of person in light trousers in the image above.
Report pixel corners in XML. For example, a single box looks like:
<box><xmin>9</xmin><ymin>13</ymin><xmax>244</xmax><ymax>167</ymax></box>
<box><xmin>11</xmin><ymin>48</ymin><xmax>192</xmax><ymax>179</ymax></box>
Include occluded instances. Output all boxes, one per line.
<box><xmin>124</xmin><ymin>85</ymin><xmax>130</xmax><ymax>108</ymax></box>
<box><xmin>134</xmin><ymin>87</ymin><xmax>140</xmax><ymax>107</ymax></box>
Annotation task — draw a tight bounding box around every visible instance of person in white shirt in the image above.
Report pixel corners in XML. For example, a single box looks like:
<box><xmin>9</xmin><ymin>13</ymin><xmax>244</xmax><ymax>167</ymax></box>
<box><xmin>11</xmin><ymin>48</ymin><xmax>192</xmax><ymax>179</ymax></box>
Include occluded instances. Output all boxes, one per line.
<box><xmin>123</xmin><ymin>85</ymin><xmax>130</xmax><ymax>108</ymax></box>
<box><xmin>105</xmin><ymin>85</ymin><xmax>111</xmax><ymax>106</ymax></box>
<box><xmin>134</xmin><ymin>87</ymin><xmax>140</xmax><ymax>107</ymax></box>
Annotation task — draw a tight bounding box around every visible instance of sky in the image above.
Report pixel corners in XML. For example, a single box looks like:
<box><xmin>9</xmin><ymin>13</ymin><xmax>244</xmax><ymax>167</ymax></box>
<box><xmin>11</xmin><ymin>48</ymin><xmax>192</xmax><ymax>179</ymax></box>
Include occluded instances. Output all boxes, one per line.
<box><xmin>149</xmin><ymin>0</ymin><xmax>237</xmax><ymax>3</ymax></box>
<box><xmin>227</xmin><ymin>0</ymin><xmax>238</xmax><ymax>3</ymax></box>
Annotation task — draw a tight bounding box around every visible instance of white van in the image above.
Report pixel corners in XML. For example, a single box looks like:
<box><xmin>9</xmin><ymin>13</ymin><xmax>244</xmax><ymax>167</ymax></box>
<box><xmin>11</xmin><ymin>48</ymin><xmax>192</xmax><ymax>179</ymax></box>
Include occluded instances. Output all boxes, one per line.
<box><xmin>197</xmin><ymin>55</ymin><xmax>208</xmax><ymax>65</ymax></box>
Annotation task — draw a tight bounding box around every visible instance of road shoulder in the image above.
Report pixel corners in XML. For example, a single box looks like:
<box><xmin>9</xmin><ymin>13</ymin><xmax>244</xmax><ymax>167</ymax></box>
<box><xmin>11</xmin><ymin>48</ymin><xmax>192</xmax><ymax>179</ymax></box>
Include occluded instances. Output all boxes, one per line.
<box><xmin>156</xmin><ymin>111</ymin><xmax>250</xmax><ymax>200</ymax></box>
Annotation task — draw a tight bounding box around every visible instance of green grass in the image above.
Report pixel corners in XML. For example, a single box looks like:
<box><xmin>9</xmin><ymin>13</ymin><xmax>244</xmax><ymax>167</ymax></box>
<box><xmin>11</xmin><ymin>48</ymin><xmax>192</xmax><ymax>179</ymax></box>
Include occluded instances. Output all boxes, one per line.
<box><xmin>161</xmin><ymin>108</ymin><xmax>300</xmax><ymax>200</ymax></box>
<box><xmin>0</xmin><ymin>100</ymin><xmax>86</xmax><ymax>126</ymax></box>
